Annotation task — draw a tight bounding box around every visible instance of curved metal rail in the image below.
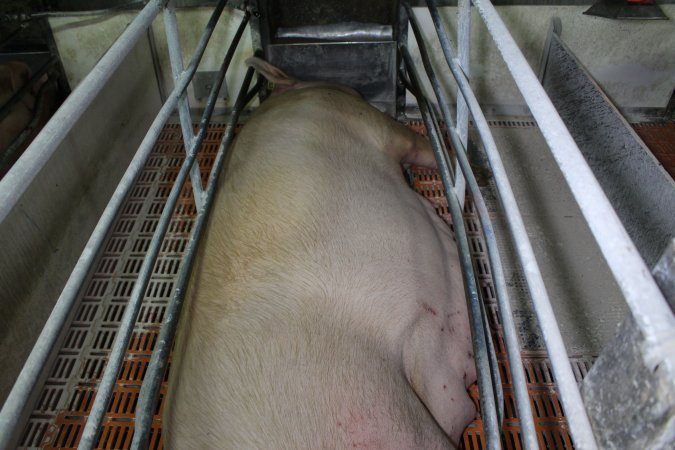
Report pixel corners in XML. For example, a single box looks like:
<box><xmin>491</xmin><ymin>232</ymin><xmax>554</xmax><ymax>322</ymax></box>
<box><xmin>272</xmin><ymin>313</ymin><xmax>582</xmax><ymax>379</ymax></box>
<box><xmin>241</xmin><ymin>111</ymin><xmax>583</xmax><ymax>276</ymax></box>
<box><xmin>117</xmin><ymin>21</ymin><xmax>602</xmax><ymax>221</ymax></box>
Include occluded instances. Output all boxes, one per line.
<box><xmin>76</xmin><ymin>9</ymin><xmax>250</xmax><ymax>449</ymax></box>
<box><xmin>401</xmin><ymin>44</ymin><xmax>502</xmax><ymax>450</ymax></box>
<box><xmin>130</xmin><ymin>67</ymin><xmax>261</xmax><ymax>450</ymax></box>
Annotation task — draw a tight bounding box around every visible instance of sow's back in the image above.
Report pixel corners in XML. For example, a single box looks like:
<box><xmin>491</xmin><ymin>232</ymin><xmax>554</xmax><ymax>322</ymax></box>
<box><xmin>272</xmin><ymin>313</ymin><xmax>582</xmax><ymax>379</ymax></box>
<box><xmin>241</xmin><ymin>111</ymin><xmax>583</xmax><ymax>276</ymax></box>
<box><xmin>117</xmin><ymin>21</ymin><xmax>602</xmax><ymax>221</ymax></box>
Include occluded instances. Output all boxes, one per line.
<box><xmin>164</xmin><ymin>73</ymin><xmax>477</xmax><ymax>449</ymax></box>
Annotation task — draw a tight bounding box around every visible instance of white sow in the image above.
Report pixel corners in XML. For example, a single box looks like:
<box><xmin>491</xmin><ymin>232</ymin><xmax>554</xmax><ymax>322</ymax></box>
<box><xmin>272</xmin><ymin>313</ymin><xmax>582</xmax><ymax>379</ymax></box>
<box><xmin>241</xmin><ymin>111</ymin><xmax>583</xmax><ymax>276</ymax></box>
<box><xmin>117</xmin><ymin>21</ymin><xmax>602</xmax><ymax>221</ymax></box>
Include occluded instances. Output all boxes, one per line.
<box><xmin>164</xmin><ymin>58</ymin><xmax>477</xmax><ymax>449</ymax></box>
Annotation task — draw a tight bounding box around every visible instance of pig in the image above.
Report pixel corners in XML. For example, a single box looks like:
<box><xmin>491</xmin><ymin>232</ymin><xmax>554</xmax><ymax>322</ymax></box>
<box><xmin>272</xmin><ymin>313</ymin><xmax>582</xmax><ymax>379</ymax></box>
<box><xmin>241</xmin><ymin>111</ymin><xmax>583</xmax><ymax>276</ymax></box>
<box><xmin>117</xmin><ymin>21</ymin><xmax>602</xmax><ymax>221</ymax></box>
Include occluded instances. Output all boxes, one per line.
<box><xmin>163</xmin><ymin>57</ymin><xmax>477</xmax><ymax>449</ymax></box>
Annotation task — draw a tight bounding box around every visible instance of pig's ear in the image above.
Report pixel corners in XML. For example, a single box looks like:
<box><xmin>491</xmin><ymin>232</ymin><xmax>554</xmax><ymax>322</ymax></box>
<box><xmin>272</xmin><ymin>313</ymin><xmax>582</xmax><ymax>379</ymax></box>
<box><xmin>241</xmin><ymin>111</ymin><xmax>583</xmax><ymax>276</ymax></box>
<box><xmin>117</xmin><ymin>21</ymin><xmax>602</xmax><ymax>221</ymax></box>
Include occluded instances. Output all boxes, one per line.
<box><xmin>245</xmin><ymin>57</ymin><xmax>297</xmax><ymax>86</ymax></box>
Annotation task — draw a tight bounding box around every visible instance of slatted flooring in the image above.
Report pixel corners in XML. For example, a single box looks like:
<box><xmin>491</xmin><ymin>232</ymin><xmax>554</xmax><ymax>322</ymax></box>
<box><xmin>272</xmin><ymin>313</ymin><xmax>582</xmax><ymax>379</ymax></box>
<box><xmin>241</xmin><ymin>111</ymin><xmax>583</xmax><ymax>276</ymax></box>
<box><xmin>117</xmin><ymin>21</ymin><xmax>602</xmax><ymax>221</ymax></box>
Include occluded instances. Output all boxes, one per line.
<box><xmin>17</xmin><ymin>121</ymin><xmax>597</xmax><ymax>449</ymax></box>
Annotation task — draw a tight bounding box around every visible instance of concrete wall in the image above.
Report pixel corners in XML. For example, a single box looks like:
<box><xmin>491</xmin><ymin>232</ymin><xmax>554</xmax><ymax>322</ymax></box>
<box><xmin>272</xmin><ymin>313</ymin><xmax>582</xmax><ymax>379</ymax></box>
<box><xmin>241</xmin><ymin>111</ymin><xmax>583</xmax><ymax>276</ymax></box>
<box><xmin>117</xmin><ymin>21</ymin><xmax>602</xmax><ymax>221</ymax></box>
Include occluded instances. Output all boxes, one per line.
<box><xmin>46</xmin><ymin>8</ymin><xmax>255</xmax><ymax>111</ymax></box>
<box><xmin>408</xmin><ymin>5</ymin><xmax>675</xmax><ymax>116</ymax></box>
<box><xmin>0</xmin><ymin>26</ymin><xmax>161</xmax><ymax>404</ymax></box>
<box><xmin>43</xmin><ymin>6</ymin><xmax>675</xmax><ymax>116</ymax></box>
<box><xmin>149</xmin><ymin>7</ymin><xmax>255</xmax><ymax>109</ymax></box>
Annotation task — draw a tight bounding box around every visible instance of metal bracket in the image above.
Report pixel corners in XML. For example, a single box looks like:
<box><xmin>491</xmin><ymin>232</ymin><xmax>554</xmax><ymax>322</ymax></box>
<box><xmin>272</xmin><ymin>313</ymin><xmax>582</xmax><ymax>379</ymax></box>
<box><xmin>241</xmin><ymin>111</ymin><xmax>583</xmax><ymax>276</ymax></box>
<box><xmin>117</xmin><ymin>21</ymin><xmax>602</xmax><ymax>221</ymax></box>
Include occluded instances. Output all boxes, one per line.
<box><xmin>539</xmin><ymin>21</ymin><xmax>675</xmax><ymax>268</ymax></box>
<box><xmin>193</xmin><ymin>70</ymin><xmax>229</xmax><ymax>101</ymax></box>
<box><xmin>582</xmin><ymin>312</ymin><xmax>675</xmax><ymax>449</ymax></box>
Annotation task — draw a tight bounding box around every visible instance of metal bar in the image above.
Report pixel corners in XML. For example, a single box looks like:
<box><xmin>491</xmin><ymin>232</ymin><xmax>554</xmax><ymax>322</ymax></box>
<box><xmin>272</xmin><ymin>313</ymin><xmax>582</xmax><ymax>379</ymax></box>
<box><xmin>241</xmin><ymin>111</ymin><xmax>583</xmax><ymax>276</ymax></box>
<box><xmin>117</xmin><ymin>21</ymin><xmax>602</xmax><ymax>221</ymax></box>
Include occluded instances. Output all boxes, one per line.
<box><xmin>131</xmin><ymin>67</ymin><xmax>257</xmax><ymax>450</ymax></box>
<box><xmin>397</xmin><ymin>1</ymin><xmax>410</xmax><ymax>119</ymax></box>
<box><xmin>471</xmin><ymin>0</ymin><xmax>674</xmax><ymax>352</ymax></box>
<box><xmin>243</xmin><ymin>75</ymin><xmax>264</xmax><ymax>105</ymax></box>
<box><xmin>454</xmin><ymin>0</ymin><xmax>470</xmax><ymax>206</ymax></box>
<box><xmin>29</xmin><ymin>1</ymin><xmax>146</xmax><ymax>18</ymax></box>
<box><xmin>0</xmin><ymin>3</ymin><xmax>229</xmax><ymax>448</ymax></box>
<box><xmin>426</xmin><ymin>94</ymin><xmax>505</xmax><ymax>428</ymax></box>
<box><xmin>401</xmin><ymin>43</ymin><xmax>501</xmax><ymax>450</ymax></box>
<box><xmin>147</xmin><ymin>23</ymin><xmax>167</xmax><ymax>104</ymax></box>
<box><xmin>458</xmin><ymin>39</ymin><xmax>596</xmax><ymax>450</ymax></box>
<box><xmin>0</xmin><ymin>21</ymin><xmax>28</xmax><ymax>50</ymax></box>
<box><xmin>78</xmin><ymin>7</ymin><xmax>244</xmax><ymax>449</ymax></box>
<box><xmin>164</xmin><ymin>0</ymin><xmax>204</xmax><ymax>208</ymax></box>
<box><xmin>478</xmin><ymin>289</ymin><xmax>504</xmax><ymax>426</ymax></box>
<box><xmin>418</xmin><ymin>2</ymin><xmax>538</xmax><ymax>447</ymax></box>
<box><xmin>406</xmin><ymin>1</ymin><xmax>508</xmax><ymax>430</ymax></box>
<box><xmin>0</xmin><ymin>56</ymin><xmax>57</xmax><ymax>121</ymax></box>
<box><xmin>426</xmin><ymin>1</ymin><xmax>599</xmax><ymax>447</ymax></box>
<box><xmin>1</xmin><ymin>80</ymin><xmax>55</xmax><ymax>172</ymax></box>
<box><xmin>0</xmin><ymin>0</ymin><xmax>165</xmax><ymax>224</ymax></box>
<box><xmin>472</xmin><ymin>0</ymin><xmax>675</xmax><ymax>446</ymax></box>
<box><xmin>426</xmin><ymin>80</ymin><xmax>505</xmax><ymax>430</ymax></box>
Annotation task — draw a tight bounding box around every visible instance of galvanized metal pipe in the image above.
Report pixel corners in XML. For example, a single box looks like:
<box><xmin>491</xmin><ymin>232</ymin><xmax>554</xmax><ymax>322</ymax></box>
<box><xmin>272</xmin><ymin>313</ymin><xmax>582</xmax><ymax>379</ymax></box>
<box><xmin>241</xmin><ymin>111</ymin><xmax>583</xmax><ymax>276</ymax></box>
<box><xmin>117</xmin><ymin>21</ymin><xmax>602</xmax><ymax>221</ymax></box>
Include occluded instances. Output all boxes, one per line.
<box><xmin>0</xmin><ymin>3</ymin><xmax>230</xmax><ymax>449</ymax></box>
<box><xmin>454</xmin><ymin>0</ymin><xmax>470</xmax><ymax>206</ymax></box>
<box><xmin>425</xmin><ymin>97</ymin><xmax>505</xmax><ymax>428</ymax></box>
<box><xmin>1</xmin><ymin>80</ymin><xmax>55</xmax><ymax>171</ymax></box>
<box><xmin>131</xmin><ymin>67</ymin><xmax>258</xmax><ymax>450</ymax></box>
<box><xmin>416</xmin><ymin>3</ymin><xmax>538</xmax><ymax>447</ymax></box>
<box><xmin>0</xmin><ymin>0</ymin><xmax>165</xmax><ymax>223</ymax></box>
<box><xmin>78</xmin><ymin>8</ymin><xmax>245</xmax><ymax>449</ymax></box>
<box><xmin>426</xmin><ymin>1</ymin><xmax>598</xmax><ymax>447</ymax></box>
<box><xmin>469</xmin><ymin>1</ymin><xmax>675</xmax><ymax>384</ymax></box>
<box><xmin>30</xmin><ymin>1</ymin><xmax>146</xmax><ymax>18</ymax></box>
<box><xmin>405</xmin><ymin>4</ymin><xmax>505</xmax><ymax>429</ymax></box>
<box><xmin>164</xmin><ymin>0</ymin><xmax>204</xmax><ymax>209</ymax></box>
<box><xmin>401</xmin><ymin>44</ymin><xmax>501</xmax><ymax>450</ymax></box>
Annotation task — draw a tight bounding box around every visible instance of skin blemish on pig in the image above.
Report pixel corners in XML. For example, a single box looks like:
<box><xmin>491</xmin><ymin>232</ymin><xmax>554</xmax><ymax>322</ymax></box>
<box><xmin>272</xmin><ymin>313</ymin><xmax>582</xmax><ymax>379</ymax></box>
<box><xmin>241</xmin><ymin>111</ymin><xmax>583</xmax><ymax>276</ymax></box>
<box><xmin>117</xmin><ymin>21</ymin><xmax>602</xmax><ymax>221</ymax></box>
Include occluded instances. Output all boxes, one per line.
<box><xmin>467</xmin><ymin>351</ymin><xmax>473</xmax><ymax>359</ymax></box>
<box><xmin>443</xmin><ymin>384</ymin><xmax>447</xmax><ymax>390</ymax></box>
<box><xmin>441</xmin><ymin>327</ymin><xmax>444</xmax><ymax>332</ymax></box>
<box><xmin>421</xmin><ymin>303</ymin><xmax>437</xmax><ymax>316</ymax></box>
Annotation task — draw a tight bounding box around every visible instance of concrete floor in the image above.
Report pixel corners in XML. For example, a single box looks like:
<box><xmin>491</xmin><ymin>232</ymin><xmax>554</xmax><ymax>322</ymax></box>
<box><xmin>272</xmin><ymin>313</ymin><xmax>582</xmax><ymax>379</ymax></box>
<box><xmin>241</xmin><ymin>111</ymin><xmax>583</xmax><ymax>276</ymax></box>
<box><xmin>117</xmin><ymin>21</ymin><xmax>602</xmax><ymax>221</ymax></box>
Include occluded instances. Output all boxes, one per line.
<box><xmin>476</xmin><ymin>120</ymin><xmax>629</xmax><ymax>356</ymax></box>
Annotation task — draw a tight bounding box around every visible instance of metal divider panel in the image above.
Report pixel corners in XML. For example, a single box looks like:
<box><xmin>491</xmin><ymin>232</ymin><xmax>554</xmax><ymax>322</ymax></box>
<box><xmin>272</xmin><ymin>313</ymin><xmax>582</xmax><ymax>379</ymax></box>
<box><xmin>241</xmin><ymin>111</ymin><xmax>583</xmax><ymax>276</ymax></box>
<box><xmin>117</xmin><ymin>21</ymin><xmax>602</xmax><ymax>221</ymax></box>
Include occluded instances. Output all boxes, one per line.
<box><xmin>20</xmin><ymin>121</ymin><xmax>593</xmax><ymax>450</ymax></box>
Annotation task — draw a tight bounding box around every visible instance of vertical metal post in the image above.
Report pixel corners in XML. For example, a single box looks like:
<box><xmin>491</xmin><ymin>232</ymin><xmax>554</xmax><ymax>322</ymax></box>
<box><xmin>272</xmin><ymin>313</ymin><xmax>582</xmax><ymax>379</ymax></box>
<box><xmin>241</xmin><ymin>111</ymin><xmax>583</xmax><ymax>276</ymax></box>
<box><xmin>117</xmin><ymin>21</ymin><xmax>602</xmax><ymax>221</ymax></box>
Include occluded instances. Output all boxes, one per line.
<box><xmin>397</xmin><ymin>0</ymin><xmax>410</xmax><ymax>119</ymax></box>
<box><xmin>454</xmin><ymin>0</ymin><xmax>470</xmax><ymax>207</ymax></box>
<box><xmin>147</xmin><ymin>23</ymin><xmax>167</xmax><ymax>104</ymax></box>
<box><xmin>164</xmin><ymin>0</ymin><xmax>204</xmax><ymax>209</ymax></box>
